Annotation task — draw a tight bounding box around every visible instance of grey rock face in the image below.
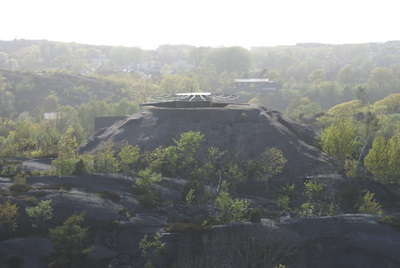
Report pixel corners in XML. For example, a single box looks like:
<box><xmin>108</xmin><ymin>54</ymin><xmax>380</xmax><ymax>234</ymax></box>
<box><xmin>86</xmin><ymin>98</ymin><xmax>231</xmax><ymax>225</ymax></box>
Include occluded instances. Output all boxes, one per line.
<box><xmin>79</xmin><ymin>104</ymin><xmax>336</xmax><ymax>177</ymax></box>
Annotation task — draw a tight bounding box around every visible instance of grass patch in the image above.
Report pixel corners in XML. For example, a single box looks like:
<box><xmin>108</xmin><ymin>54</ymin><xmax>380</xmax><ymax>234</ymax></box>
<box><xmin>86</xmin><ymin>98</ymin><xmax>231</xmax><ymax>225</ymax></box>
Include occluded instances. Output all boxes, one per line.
<box><xmin>36</xmin><ymin>184</ymin><xmax>72</xmax><ymax>191</ymax></box>
<box><xmin>9</xmin><ymin>183</ymin><xmax>32</xmax><ymax>193</ymax></box>
<box><xmin>165</xmin><ymin>218</ymin><xmax>221</xmax><ymax>233</ymax></box>
<box><xmin>34</xmin><ymin>190</ymin><xmax>50</xmax><ymax>197</ymax></box>
<box><xmin>377</xmin><ymin>215</ymin><xmax>400</xmax><ymax>230</ymax></box>
<box><xmin>94</xmin><ymin>191</ymin><xmax>121</xmax><ymax>202</ymax></box>
<box><xmin>18</xmin><ymin>195</ymin><xmax>38</xmax><ymax>206</ymax></box>
<box><xmin>130</xmin><ymin>185</ymin><xmax>146</xmax><ymax>195</ymax></box>
<box><xmin>0</xmin><ymin>188</ymin><xmax>11</xmax><ymax>196</ymax></box>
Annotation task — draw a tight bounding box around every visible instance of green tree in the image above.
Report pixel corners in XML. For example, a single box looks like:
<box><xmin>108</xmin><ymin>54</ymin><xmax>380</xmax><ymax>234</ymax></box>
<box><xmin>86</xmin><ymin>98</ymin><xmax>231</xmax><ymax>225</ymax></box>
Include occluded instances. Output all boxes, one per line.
<box><xmin>25</xmin><ymin>199</ymin><xmax>53</xmax><ymax>231</ymax></box>
<box><xmin>40</xmin><ymin>93</ymin><xmax>60</xmax><ymax>113</ymax></box>
<box><xmin>367</xmin><ymin>67</ymin><xmax>397</xmax><ymax>101</ymax></box>
<box><xmin>0</xmin><ymin>89</ymin><xmax>16</xmax><ymax>118</ymax></box>
<box><xmin>109</xmin><ymin>46</ymin><xmax>144</xmax><ymax>68</ymax></box>
<box><xmin>215</xmin><ymin>181</ymin><xmax>249</xmax><ymax>223</ymax></box>
<box><xmin>52</xmin><ymin>127</ymin><xmax>78</xmax><ymax>175</ymax></box>
<box><xmin>207</xmin><ymin>46</ymin><xmax>251</xmax><ymax>74</ymax></box>
<box><xmin>372</xmin><ymin>93</ymin><xmax>400</xmax><ymax>114</ymax></box>
<box><xmin>247</xmin><ymin>147</ymin><xmax>287</xmax><ymax>180</ymax></box>
<box><xmin>170</xmin><ymin>131</ymin><xmax>205</xmax><ymax>178</ymax></box>
<box><xmin>336</xmin><ymin>64</ymin><xmax>356</xmax><ymax>85</ymax></box>
<box><xmin>139</xmin><ymin>232</ymin><xmax>165</xmax><ymax>268</ymax></box>
<box><xmin>118</xmin><ymin>144</ymin><xmax>141</xmax><ymax>175</ymax></box>
<box><xmin>308</xmin><ymin>68</ymin><xmax>326</xmax><ymax>85</ymax></box>
<box><xmin>290</xmin><ymin>101</ymin><xmax>322</xmax><ymax>121</ymax></box>
<box><xmin>300</xmin><ymin>180</ymin><xmax>324</xmax><ymax>216</ymax></box>
<box><xmin>188</xmin><ymin>47</ymin><xmax>211</xmax><ymax>67</ymax></box>
<box><xmin>364</xmin><ymin>136</ymin><xmax>400</xmax><ymax>183</ymax></box>
<box><xmin>135</xmin><ymin>168</ymin><xmax>162</xmax><ymax>193</ymax></box>
<box><xmin>94</xmin><ymin>140</ymin><xmax>120</xmax><ymax>174</ymax></box>
<box><xmin>35</xmin><ymin>121</ymin><xmax>61</xmax><ymax>157</ymax></box>
<box><xmin>159</xmin><ymin>75</ymin><xmax>199</xmax><ymax>95</ymax></box>
<box><xmin>0</xmin><ymin>200</ymin><xmax>19</xmax><ymax>234</ymax></box>
<box><xmin>48</xmin><ymin>212</ymin><xmax>91</xmax><ymax>268</ymax></box>
<box><xmin>321</xmin><ymin>117</ymin><xmax>359</xmax><ymax>167</ymax></box>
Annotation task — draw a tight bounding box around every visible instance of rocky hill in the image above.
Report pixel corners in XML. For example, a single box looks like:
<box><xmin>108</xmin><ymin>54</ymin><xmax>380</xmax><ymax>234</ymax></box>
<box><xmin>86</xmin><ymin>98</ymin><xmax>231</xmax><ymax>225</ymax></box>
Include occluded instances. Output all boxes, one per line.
<box><xmin>4</xmin><ymin>104</ymin><xmax>400</xmax><ymax>267</ymax></box>
<box><xmin>79</xmin><ymin>103</ymin><xmax>336</xmax><ymax>178</ymax></box>
<box><xmin>1</xmin><ymin>172</ymin><xmax>400</xmax><ymax>267</ymax></box>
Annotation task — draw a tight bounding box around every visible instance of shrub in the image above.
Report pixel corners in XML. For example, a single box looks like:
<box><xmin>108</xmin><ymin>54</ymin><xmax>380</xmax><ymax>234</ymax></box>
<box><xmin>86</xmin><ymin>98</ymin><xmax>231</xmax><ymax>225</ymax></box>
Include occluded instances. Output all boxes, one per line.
<box><xmin>136</xmin><ymin>168</ymin><xmax>162</xmax><ymax>193</ymax></box>
<box><xmin>181</xmin><ymin>180</ymin><xmax>206</xmax><ymax>205</ymax></box>
<box><xmin>0</xmin><ymin>188</ymin><xmax>11</xmax><ymax>196</ymax></box>
<box><xmin>215</xmin><ymin>181</ymin><xmax>249</xmax><ymax>223</ymax></box>
<box><xmin>72</xmin><ymin>159</ymin><xmax>86</xmax><ymax>175</ymax></box>
<box><xmin>364</xmin><ymin>136</ymin><xmax>400</xmax><ymax>183</ymax></box>
<box><xmin>359</xmin><ymin>191</ymin><xmax>383</xmax><ymax>215</ymax></box>
<box><xmin>9</xmin><ymin>173</ymin><xmax>32</xmax><ymax>193</ymax></box>
<box><xmin>48</xmin><ymin>213</ymin><xmax>91</xmax><ymax>268</ymax></box>
<box><xmin>139</xmin><ymin>233</ymin><xmax>165</xmax><ymax>268</ymax></box>
<box><xmin>118</xmin><ymin>207</ymin><xmax>131</xmax><ymax>219</ymax></box>
<box><xmin>300</xmin><ymin>180</ymin><xmax>324</xmax><ymax>216</ymax></box>
<box><xmin>247</xmin><ymin>147</ymin><xmax>287</xmax><ymax>180</ymax></box>
<box><xmin>93</xmin><ymin>140</ymin><xmax>120</xmax><ymax>174</ymax></box>
<box><xmin>378</xmin><ymin>215</ymin><xmax>400</xmax><ymax>230</ymax></box>
<box><xmin>139</xmin><ymin>193</ymin><xmax>158</xmax><ymax>209</ymax></box>
<box><xmin>9</xmin><ymin>183</ymin><xmax>32</xmax><ymax>193</ymax></box>
<box><xmin>117</xmin><ymin>144</ymin><xmax>141</xmax><ymax>174</ymax></box>
<box><xmin>25</xmin><ymin>199</ymin><xmax>53</xmax><ymax>231</ymax></box>
<box><xmin>0</xmin><ymin>200</ymin><xmax>19</xmax><ymax>234</ymax></box>
<box><xmin>336</xmin><ymin>186</ymin><xmax>361</xmax><ymax>213</ymax></box>
<box><xmin>248</xmin><ymin>207</ymin><xmax>265</xmax><ymax>223</ymax></box>
<box><xmin>278</xmin><ymin>195</ymin><xmax>290</xmax><ymax>211</ymax></box>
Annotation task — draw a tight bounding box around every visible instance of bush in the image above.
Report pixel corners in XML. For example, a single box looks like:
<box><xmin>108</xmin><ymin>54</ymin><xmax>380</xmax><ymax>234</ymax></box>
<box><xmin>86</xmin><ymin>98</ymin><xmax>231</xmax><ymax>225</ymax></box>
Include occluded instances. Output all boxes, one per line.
<box><xmin>181</xmin><ymin>180</ymin><xmax>206</xmax><ymax>205</ymax></box>
<box><xmin>215</xmin><ymin>181</ymin><xmax>249</xmax><ymax>223</ymax></box>
<box><xmin>9</xmin><ymin>173</ymin><xmax>32</xmax><ymax>193</ymax></box>
<box><xmin>248</xmin><ymin>207</ymin><xmax>265</xmax><ymax>223</ymax></box>
<box><xmin>278</xmin><ymin>195</ymin><xmax>291</xmax><ymax>211</ymax></box>
<box><xmin>139</xmin><ymin>233</ymin><xmax>165</xmax><ymax>268</ymax></box>
<box><xmin>378</xmin><ymin>215</ymin><xmax>400</xmax><ymax>230</ymax></box>
<box><xmin>139</xmin><ymin>193</ymin><xmax>158</xmax><ymax>209</ymax></box>
<box><xmin>72</xmin><ymin>159</ymin><xmax>86</xmax><ymax>175</ymax></box>
<box><xmin>118</xmin><ymin>207</ymin><xmax>130</xmax><ymax>219</ymax></box>
<box><xmin>0</xmin><ymin>200</ymin><xmax>19</xmax><ymax>234</ymax></box>
<box><xmin>336</xmin><ymin>186</ymin><xmax>361</xmax><ymax>213</ymax></box>
<box><xmin>359</xmin><ymin>191</ymin><xmax>383</xmax><ymax>215</ymax></box>
<box><xmin>25</xmin><ymin>199</ymin><xmax>53</xmax><ymax>231</ymax></box>
<box><xmin>136</xmin><ymin>168</ymin><xmax>162</xmax><ymax>193</ymax></box>
<box><xmin>48</xmin><ymin>212</ymin><xmax>91</xmax><ymax>268</ymax></box>
<box><xmin>9</xmin><ymin>183</ymin><xmax>32</xmax><ymax>193</ymax></box>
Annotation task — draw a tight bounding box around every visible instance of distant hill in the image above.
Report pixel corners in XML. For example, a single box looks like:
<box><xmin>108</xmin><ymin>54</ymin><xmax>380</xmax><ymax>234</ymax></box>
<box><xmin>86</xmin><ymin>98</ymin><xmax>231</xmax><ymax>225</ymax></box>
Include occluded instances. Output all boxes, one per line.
<box><xmin>1</xmin><ymin>70</ymin><xmax>123</xmax><ymax>113</ymax></box>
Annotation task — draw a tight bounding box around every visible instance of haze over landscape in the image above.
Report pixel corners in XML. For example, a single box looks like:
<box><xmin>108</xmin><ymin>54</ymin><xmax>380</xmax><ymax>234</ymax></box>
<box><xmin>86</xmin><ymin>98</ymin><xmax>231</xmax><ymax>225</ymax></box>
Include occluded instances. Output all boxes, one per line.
<box><xmin>3</xmin><ymin>1</ymin><xmax>400</xmax><ymax>267</ymax></box>
<box><xmin>2</xmin><ymin>0</ymin><xmax>399</xmax><ymax>49</ymax></box>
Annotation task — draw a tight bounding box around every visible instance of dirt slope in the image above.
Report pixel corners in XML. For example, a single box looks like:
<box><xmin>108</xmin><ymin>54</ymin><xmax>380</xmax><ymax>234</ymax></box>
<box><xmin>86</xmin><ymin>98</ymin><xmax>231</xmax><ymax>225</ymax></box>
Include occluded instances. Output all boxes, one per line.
<box><xmin>79</xmin><ymin>104</ymin><xmax>336</xmax><ymax>177</ymax></box>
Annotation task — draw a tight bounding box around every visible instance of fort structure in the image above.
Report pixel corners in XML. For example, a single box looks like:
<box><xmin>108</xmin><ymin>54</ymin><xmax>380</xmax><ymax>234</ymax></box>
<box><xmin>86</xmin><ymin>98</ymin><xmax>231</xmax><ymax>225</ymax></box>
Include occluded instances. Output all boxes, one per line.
<box><xmin>139</xmin><ymin>92</ymin><xmax>238</xmax><ymax>108</ymax></box>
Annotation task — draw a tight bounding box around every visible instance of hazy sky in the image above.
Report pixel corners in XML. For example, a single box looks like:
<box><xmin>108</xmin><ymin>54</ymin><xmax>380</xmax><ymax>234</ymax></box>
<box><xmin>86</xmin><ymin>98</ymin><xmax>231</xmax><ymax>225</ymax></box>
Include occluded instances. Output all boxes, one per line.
<box><xmin>1</xmin><ymin>0</ymin><xmax>398</xmax><ymax>49</ymax></box>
